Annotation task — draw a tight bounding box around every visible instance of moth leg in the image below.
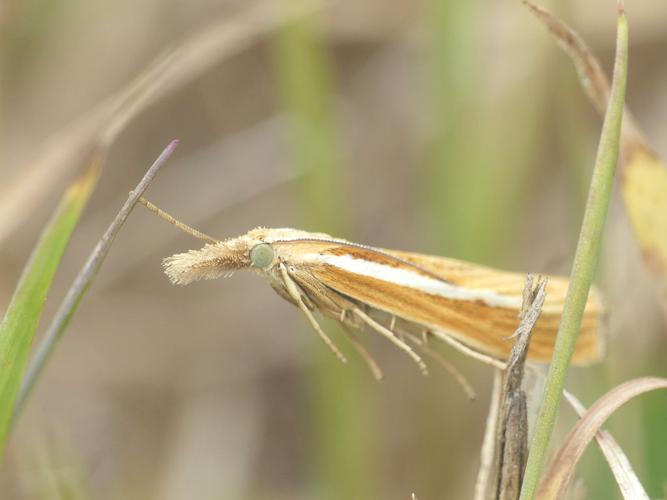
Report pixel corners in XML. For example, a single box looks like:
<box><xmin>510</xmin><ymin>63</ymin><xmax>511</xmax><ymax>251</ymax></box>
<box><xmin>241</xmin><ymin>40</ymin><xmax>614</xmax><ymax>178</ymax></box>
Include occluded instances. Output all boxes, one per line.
<box><xmin>340</xmin><ymin>324</ymin><xmax>384</xmax><ymax>381</ymax></box>
<box><xmin>337</xmin><ymin>309</ymin><xmax>381</xmax><ymax>379</ymax></box>
<box><xmin>421</xmin><ymin>329</ymin><xmax>429</xmax><ymax>344</ymax></box>
<box><xmin>389</xmin><ymin>315</ymin><xmax>397</xmax><ymax>331</ymax></box>
<box><xmin>279</xmin><ymin>263</ymin><xmax>347</xmax><ymax>364</ymax></box>
<box><xmin>352</xmin><ymin>307</ymin><xmax>428</xmax><ymax>375</ymax></box>
<box><xmin>429</xmin><ymin>330</ymin><xmax>506</xmax><ymax>370</ymax></box>
<box><xmin>403</xmin><ymin>332</ymin><xmax>476</xmax><ymax>400</ymax></box>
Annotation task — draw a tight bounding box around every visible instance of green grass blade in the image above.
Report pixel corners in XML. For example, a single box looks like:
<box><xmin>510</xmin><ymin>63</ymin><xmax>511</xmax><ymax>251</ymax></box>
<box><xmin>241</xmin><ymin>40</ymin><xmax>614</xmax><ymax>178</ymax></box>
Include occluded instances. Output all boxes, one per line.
<box><xmin>13</xmin><ymin>141</ymin><xmax>179</xmax><ymax>423</ymax></box>
<box><xmin>0</xmin><ymin>160</ymin><xmax>101</xmax><ymax>459</ymax></box>
<box><xmin>519</xmin><ymin>7</ymin><xmax>628</xmax><ymax>499</ymax></box>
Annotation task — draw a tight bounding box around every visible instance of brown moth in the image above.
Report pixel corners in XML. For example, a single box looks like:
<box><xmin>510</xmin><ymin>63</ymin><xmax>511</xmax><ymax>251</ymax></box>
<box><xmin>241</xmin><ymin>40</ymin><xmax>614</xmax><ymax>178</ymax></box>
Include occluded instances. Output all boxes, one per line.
<box><xmin>141</xmin><ymin>198</ymin><xmax>604</xmax><ymax>379</ymax></box>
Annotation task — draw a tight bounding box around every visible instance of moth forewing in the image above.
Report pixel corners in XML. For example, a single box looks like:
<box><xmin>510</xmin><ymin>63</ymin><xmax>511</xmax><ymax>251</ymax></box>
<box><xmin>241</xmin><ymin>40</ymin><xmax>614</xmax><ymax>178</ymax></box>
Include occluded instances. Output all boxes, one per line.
<box><xmin>308</xmin><ymin>246</ymin><xmax>604</xmax><ymax>365</ymax></box>
<box><xmin>141</xmin><ymin>198</ymin><xmax>605</xmax><ymax>373</ymax></box>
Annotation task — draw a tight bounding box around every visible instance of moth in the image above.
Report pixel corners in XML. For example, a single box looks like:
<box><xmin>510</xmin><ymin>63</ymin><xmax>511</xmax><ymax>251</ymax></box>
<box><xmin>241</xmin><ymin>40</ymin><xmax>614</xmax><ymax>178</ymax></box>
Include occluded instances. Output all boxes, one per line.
<box><xmin>140</xmin><ymin>198</ymin><xmax>604</xmax><ymax>380</ymax></box>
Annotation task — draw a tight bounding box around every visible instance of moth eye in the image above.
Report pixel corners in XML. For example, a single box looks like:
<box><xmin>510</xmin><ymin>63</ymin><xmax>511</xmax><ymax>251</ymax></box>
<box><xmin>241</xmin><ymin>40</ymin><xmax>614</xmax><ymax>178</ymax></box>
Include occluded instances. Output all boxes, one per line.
<box><xmin>249</xmin><ymin>243</ymin><xmax>275</xmax><ymax>269</ymax></box>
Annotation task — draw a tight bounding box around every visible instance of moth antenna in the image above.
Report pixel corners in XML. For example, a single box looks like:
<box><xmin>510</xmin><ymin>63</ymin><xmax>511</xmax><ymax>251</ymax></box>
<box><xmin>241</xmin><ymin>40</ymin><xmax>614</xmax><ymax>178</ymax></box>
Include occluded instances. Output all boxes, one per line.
<box><xmin>138</xmin><ymin>197</ymin><xmax>219</xmax><ymax>244</ymax></box>
<box><xmin>352</xmin><ymin>307</ymin><xmax>428</xmax><ymax>376</ymax></box>
<box><xmin>429</xmin><ymin>330</ymin><xmax>506</xmax><ymax>370</ymax></box>
<box><xmin>279</xmin><ymin>264</ymin><xmax>347</xmax><ymax>364</ymax></box>
<box><xmin>403</xmin><ymin>332</ymin><xmax>476</xmax><ymax>400</ymax></box>
<box><xmin>340</xmin><ymin>324</ymin><xmax>383</xmax><ymax>381</ymax></box>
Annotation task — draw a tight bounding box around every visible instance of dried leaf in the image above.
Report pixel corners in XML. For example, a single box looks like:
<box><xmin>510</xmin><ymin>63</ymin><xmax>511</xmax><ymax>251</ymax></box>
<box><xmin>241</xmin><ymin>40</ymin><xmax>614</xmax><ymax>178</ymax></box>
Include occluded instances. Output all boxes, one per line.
<box><xmin>525</xmin><ymin>1</ymin><xmax>667</xmax><ymax>314</ymax></box>
<box><xmin>538</xmin><ymin>377</ymin><xmax>667</xmax><ymax>499</ymax></box>
<box><xmin>564</xmin><ymin>390</ymin><xmax>649</xmax><ymax>500</ymax></box>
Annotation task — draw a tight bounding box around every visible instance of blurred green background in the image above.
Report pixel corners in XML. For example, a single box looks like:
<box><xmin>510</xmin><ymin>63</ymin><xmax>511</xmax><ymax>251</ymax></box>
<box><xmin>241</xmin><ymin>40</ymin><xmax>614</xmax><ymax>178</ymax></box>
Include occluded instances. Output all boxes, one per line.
<box><xmin>1</xmin><ymin>0</ymin><xmax>666</xmax><ymax>498</ymax></box>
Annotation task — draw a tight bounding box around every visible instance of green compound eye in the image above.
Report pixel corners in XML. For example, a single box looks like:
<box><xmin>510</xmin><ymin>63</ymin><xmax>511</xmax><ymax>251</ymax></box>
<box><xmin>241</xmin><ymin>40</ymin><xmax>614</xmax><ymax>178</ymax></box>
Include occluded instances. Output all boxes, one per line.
<box><xmin>250</xmin><ymin>243</ymin><xmax>275</xmax><ymax>269</ymax></box>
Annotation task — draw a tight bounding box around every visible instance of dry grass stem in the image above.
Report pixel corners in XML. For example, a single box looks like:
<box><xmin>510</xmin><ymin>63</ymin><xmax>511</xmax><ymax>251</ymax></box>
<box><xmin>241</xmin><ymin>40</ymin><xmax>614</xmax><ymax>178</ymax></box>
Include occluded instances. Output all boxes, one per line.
<box><xmin>538</xmin><ymin>377</ymin><xmax>667</xmax><ymax>499</ymax></box>
<box><xmin>474</xmin><ymin>369</ymin><xmax>503</xmax><ymax>500</ymax></box>
<box><xmin>563</xmin><ymin>390</ymin><xmax>649</xmax><ymax>500</ymax></box>
<box><xmin>0</xmin><ymin>0</ymin><xmax>326</xmax><ymax>245</ymax></box>
<box><xmin>473</xmin><ymin>276</ymin><xmax>547</xmax><ymax>500</ymax></box>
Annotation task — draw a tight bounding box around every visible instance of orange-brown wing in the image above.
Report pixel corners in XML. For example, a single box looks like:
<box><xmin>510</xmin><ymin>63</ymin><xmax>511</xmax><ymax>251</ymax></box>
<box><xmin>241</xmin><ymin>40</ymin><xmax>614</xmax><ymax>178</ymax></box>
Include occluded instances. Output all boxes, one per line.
<box><xmin>309</xmin><ymin>246</ymin><xmax>604</xmax><ymax>365</ymax></box>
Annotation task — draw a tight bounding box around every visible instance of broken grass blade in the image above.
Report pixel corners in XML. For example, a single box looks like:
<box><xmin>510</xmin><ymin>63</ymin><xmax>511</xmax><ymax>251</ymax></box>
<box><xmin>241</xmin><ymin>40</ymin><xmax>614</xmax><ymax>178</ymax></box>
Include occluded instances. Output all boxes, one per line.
<box><xmin>495</xmin><ymin>276</ymin><xmax>546</xmax><ymax>500</ymax></box>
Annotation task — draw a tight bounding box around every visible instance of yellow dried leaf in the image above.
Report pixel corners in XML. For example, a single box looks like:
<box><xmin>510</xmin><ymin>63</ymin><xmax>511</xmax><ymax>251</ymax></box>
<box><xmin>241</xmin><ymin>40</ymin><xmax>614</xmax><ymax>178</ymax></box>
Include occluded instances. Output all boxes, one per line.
<box><xmin>621</xmin><ymin>146</ymin><xmax>667</xmax><ymax>287</ymax></box>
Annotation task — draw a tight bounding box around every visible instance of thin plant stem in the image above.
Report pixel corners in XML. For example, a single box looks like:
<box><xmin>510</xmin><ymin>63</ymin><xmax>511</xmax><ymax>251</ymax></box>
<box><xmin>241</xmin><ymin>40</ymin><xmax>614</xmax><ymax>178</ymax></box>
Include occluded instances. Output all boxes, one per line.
<box><xmin>519</xmin><ymin>6</ymin><xmax>628</xmax><ymax>499</ymax></box>
<box><xmin>12</xmin><ymin>140</ymin><xmax>179</xmax><ymax>425</ymax></box>
<box><xmin>0</xmin><ymin>158</ymin><xmax>101</xmax><ymax>458</ymax></box>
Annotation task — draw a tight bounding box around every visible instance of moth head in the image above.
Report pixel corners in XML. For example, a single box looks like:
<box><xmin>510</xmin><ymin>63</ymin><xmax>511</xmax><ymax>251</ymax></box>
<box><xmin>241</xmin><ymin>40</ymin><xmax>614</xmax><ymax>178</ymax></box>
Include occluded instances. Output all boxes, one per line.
<box><xmin>163</xmin><ymin>227</ymin><xmax>326</xmax><ymax>285</ymax></box>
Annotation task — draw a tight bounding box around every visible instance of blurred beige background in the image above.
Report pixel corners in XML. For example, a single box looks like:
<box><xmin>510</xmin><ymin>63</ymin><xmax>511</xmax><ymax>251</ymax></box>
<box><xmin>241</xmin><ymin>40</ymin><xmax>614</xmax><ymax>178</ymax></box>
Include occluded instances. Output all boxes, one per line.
<box><xmin>1</xmin><ymin>1</ymin><xmax>666</xmax><ymax>499</ymax></box>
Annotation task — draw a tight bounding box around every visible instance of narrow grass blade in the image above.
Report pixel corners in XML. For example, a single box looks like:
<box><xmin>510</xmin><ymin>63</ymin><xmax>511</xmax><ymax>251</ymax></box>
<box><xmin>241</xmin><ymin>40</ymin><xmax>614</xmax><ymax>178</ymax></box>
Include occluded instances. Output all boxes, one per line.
<box><xmin>0</xmin><ymin>160</ymin><xmax>101</xmax><ymax>459</ymax></box>
<box><xmin>526</xmin><ymin>2</ymin><xmax>667</xmax><ymax>495</ymax></box>
<box><xmin>539</xmin><ymin>378</ymin><xmax>667</xmax><ymax>499</ymax></box>
<box><xmin>519</xmin><ymin>5</ymin><xmax>628</xmax><ymax>499</ymax></box>
<box><xmin>12</xmin><ymin>141</ymin><xmax>179</xmax><ymax>424</ymax></box>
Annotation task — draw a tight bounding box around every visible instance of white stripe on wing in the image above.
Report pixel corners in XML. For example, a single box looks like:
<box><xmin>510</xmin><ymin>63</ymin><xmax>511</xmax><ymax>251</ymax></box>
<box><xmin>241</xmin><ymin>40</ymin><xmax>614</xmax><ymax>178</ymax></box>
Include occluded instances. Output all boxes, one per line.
<box><xmin>315</xmin><ymin>254</ymin><xmax>522</xmax><ymax>309</ymax></box>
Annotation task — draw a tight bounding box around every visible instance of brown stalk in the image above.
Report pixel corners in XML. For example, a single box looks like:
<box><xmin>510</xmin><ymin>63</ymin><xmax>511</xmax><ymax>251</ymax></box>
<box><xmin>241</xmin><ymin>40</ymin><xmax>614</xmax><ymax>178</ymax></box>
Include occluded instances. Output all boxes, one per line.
<box><xmin>473</xmin><ymin>275</ymin><xmax>548</xmax><ymax>500</ymax></box>
<box><xmin>494</xmin><ymin>276</ymin><xmax>547</xmax><ymax>500</ymax></box>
